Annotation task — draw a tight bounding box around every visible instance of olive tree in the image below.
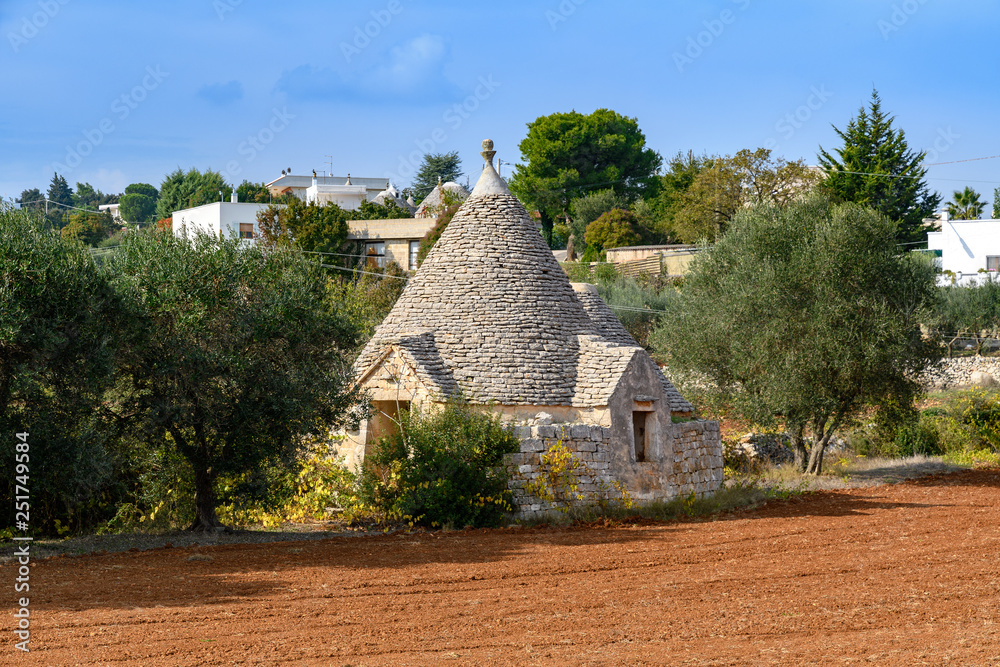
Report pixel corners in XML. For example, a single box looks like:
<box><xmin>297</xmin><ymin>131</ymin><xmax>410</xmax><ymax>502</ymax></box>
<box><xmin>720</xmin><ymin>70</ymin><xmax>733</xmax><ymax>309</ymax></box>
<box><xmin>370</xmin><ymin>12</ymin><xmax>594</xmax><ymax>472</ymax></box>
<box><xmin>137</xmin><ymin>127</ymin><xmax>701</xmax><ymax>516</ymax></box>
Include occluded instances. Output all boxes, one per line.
<box><xmin>0</xmin><ymin>205</ymin><xmax>127</xmax><ymax>529</ymax></box>
<box><xmin>106</xmin><ymin>230</ymin><xmax>359</xmax><ymax>530</ymax></box>
<box><xmin>652</xmin><ymin>195</ymin><xmax>939</xmax><ymax>473</ymax></box>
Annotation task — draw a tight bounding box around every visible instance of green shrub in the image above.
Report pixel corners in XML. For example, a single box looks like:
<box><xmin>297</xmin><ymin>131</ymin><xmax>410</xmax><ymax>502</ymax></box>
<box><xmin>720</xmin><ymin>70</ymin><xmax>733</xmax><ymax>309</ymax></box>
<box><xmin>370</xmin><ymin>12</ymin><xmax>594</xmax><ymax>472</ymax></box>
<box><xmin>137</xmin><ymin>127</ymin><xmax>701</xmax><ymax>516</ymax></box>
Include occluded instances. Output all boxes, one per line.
<box><xmin>359</xmin><ymin>401</ymin><xmax>520</xmax><ymax>528</ymax></box>
<box><xmin>851</xmin><ymin>389</ymin><xmax>1000</xmax><ymax>460</ymax></box>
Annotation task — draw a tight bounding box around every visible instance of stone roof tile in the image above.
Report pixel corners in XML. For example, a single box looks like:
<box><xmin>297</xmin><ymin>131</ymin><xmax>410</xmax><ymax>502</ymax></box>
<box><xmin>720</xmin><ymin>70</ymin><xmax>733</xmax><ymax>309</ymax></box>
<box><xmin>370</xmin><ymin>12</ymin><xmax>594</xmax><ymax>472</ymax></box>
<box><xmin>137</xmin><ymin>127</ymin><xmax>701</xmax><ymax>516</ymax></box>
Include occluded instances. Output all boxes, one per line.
<box><xmin>353</xmin><ymin>140</ymin><xmax>696</xmax><ymax>412</ymax></box>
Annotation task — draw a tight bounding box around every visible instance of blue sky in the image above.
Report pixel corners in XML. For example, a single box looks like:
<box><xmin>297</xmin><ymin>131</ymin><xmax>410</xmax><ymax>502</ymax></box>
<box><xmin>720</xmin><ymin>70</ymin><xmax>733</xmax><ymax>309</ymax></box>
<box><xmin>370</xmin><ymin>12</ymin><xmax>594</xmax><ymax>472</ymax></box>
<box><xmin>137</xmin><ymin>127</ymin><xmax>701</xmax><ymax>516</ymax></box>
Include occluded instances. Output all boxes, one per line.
<box><xmin>2</xmin><ymin>0</ymin><xmax>999</xmax><ymax>211</ymax></box>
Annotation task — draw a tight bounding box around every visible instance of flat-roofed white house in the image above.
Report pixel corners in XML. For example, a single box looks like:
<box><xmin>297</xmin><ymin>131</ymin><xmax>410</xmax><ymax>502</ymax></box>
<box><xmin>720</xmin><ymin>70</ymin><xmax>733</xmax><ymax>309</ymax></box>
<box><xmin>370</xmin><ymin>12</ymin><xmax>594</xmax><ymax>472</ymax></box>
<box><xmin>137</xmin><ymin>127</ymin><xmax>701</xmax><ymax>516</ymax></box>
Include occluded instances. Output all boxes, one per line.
<box><xmin>172</xmin><ymin>196</ymin><xmax>271</xmax><ymax>242</ymax></box>
<box><xmin>927</xmin><ymin>218</ymin><xmax>1000</xmax><ymax>285</ymax></box>
<box><xmin>171</xmin><ymin>194</ymin><xmax>434</xmax><ymax>270</ymax></box>
<box><xmin>265</xmin><ymin>173</ymin><xmax>392</xmax><ymax>204</ymax></box>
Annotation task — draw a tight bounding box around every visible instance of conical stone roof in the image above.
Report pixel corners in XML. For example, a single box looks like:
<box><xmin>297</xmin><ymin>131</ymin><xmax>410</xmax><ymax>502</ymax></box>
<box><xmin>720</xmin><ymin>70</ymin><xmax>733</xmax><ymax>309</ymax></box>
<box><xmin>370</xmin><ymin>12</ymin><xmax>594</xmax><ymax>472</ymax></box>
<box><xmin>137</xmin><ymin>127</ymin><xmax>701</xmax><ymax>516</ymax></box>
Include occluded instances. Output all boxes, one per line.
<box><xmin>353</xmin><ymin>140</ymin><xmax>686</xmax><ymax>409</ymax></box>
<box><xmin>572</xmin><ymin>283</ymin><xmax>693</xmax><ymax>414</ymax></box>
<box><xmin>414</xmin><ymin>179</ymin><xmax>470</xmax><ymax>218</ymax></box>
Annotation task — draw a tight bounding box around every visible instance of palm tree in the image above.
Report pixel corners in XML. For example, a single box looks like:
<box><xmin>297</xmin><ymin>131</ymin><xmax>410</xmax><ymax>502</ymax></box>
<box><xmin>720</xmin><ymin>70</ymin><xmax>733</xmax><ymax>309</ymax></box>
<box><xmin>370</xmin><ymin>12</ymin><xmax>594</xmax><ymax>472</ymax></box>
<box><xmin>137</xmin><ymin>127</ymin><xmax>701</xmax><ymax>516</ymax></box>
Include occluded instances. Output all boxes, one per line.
<box><xmin>946</xmin><ymin>186</ymin><xmax>985</xmax><ymax>220</ymax></box>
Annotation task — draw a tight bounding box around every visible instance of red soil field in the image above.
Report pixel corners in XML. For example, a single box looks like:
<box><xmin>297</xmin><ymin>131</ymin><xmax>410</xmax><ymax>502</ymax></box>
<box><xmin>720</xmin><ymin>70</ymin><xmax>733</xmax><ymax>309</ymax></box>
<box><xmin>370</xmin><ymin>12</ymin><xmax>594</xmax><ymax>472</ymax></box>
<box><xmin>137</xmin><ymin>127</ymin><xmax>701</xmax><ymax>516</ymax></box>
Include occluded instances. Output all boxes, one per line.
<box><xmin>4</xmin><ymin>468</ymin><xmax>1000</xmax><ymax>666</ymax></box>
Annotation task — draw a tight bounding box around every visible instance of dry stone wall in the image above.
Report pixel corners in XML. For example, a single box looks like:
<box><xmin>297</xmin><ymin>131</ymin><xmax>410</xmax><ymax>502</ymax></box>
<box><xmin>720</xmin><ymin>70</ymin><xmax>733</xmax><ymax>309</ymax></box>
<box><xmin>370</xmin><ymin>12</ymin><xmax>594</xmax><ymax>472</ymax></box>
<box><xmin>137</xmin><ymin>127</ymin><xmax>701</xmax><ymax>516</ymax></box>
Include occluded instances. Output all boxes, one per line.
<box><xmin>671</xmin><ymin>420</ymin><xmax>725</xmax><ymax>497</ymax></box>
<box><xmin>507</xmin><ymin>420</ymin><xmax>723</xmax><ymax>518</ymax></box>
<box><xmin>923</xmin><ymin>356</ymin><xmax>1000</xmax><ymax>389</ymax></box>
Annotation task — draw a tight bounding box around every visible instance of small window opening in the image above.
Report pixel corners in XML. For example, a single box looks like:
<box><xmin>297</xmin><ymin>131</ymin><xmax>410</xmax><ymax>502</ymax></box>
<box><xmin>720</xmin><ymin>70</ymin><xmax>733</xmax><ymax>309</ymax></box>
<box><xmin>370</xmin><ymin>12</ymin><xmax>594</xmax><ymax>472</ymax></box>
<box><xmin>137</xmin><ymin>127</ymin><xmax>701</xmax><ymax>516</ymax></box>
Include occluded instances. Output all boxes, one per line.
<box><xmin>366</xmin><ymin>242</ymin><xmax>386</xmax><ymax>269</ymax></box>
<box><xmin>632</xmin><ymin>411</ymin><xmax>648</xmax><ymax>462</ymax></box>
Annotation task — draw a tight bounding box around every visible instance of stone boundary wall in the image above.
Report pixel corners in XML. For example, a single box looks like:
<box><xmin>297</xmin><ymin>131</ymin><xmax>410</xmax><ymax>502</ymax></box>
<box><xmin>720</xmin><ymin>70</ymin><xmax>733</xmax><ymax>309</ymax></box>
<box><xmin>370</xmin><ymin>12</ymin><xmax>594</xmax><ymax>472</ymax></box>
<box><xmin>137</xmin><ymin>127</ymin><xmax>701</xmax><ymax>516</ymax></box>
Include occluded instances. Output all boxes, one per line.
<box><xmin>506</xmin><ymin>420</ymin><xmax>724</xmax><ymax>518</ymax></box>
<box><xmin>923</xmin><ymin>356</ymin><xmax>1000</xmax><ymax>389</ymax></box>
<box><xmin>672</xmin><ymin>420</ymin><xmax>725</xmax><ymax>497</ymax></box>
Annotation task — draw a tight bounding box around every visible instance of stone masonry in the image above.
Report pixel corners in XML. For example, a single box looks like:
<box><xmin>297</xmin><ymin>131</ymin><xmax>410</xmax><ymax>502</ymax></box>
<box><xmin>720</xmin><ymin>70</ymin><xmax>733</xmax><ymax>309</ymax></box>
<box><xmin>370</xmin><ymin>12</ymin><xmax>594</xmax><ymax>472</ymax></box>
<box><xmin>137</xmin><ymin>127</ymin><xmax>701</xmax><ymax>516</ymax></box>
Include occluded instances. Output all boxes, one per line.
<box><xmin>923</xmin><ymin>356</ymin><xmax>1000</xmax><ymax>389</ymax></box>
<box><xmin>344</xmin><ymin>139</ymin><xmax>723</xmax><ymax>514</ymax></box>
<box><xmin>507</xmin><ymin>419</ymin><xmax>724</xmax><ymax>518</ymax></box>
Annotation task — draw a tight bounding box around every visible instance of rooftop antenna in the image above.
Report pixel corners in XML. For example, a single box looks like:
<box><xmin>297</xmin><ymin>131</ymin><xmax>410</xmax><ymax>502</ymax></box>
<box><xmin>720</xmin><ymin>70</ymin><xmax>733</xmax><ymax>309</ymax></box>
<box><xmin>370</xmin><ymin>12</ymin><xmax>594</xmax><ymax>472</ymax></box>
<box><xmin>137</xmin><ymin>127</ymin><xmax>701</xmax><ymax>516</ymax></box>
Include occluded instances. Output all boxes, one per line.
<box><xmin>326</xmin><ymin>155</ymin><xmax>333</xmax><ymax>177</ymax></box>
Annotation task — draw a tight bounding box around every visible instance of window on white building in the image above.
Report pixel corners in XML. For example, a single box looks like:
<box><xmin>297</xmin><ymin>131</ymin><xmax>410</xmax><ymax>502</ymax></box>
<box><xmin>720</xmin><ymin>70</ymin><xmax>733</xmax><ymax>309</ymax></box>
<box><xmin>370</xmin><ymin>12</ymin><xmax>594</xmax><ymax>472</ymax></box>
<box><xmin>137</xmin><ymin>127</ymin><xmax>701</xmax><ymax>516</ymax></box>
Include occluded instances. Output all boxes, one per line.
<box><xmin>409</xmin><ymin>241</ymin><xmax>420</xmax><ymax>271</ymax></box>
<box><xmin>239</xmin><ymin>223</ymin><xmax>254</xmax><ymax>239</ymax></box>
<box><xmin>987</xmin><ymin>256</ymin><xmax>1000</xmax><ymax>273</ymax></box>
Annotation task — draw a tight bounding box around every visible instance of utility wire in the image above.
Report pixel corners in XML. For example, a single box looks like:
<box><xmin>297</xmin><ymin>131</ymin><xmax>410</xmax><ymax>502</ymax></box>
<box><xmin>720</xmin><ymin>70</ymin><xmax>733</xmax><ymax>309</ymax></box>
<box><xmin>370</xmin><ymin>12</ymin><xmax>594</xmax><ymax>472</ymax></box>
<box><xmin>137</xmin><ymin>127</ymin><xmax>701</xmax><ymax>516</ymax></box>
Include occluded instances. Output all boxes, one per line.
<box><xmin>19</xmin><ymin>198</ymin><xmax>114</xmax><ymax>215</ymax></box>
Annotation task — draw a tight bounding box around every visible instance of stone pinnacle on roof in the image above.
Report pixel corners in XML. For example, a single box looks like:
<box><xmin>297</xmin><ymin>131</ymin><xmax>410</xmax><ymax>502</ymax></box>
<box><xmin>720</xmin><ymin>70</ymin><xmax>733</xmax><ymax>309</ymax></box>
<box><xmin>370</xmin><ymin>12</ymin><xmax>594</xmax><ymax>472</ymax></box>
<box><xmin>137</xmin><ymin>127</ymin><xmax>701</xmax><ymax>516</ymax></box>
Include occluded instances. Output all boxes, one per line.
<box><xmin>471</xmin><ymin>138</ymin><xmax>508</xmax><ymax>196</ymax></box>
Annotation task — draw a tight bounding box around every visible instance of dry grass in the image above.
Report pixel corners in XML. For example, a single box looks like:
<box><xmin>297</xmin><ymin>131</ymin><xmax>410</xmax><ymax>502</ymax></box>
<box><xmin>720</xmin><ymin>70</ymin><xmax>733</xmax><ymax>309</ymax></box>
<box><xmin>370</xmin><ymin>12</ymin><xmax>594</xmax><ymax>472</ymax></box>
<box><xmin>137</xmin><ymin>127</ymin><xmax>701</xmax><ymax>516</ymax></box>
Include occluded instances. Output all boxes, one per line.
<box><xmin>748</xmin><ymin>453</ymin><xmax>970</xmax><ymax>492</ymax></box>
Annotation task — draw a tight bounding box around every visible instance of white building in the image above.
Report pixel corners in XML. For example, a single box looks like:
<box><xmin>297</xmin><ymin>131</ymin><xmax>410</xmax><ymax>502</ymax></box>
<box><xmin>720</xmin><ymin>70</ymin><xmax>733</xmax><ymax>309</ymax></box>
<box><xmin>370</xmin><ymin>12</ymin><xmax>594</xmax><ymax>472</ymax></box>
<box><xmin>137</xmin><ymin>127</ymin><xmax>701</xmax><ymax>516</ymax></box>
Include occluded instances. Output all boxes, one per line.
<box><xmin>172</xmin><ymin>197</ymin><xmax>270</xmax><ymax>242</ymax></box>
<box><xmin>266</xmin><ymin>173</ymin><xmax>390</xmax><ymax>203</ymax></box>
<box><xmin>98</xmin><ymin>203</ymin><xmax>123</xmax><ymax>224</ymax></box>
<box><xmin>927</xmin><ymin>218</ymin><xmax>1000</xmax><ymax>285</ymax></box>
<box><xmin>171</xmin><ymin>195</ymin><xmax>435</xmax><ymax>270</ymax></box>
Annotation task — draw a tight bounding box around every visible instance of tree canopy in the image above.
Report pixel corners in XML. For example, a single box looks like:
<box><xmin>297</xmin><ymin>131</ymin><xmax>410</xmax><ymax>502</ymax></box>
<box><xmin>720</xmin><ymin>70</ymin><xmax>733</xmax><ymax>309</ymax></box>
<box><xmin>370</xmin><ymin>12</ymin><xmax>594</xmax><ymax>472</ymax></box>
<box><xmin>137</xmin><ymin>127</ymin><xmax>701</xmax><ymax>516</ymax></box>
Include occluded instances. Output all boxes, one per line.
<box><xmin>60</xmin><ymin>210</ymin><xmax>115</xmax><ymax>245</ymax></box>
<box><xmin>256</xmin><ymin>198</ymin><xmax>350</xmax><ymax>256</ymax></box>
<box><xmin>568</xmin><ymin>189</ymin><xmax>628</xmax><ymax>250</ymax></box>
<box><xmin>119</xmin><ymin>183</ymin><xmax>160</xmax><ymax>224</ymax></box>
<box><xmin>46</xmin><ymin>172</ymin><xmax>73</xmax><ymax>207</ymax></box>
<box><xmin>73</xmin><ymin>182</ymin><xmax>118</xmax><ymax>209</ymax></box>
<box><xmin>16</xmin><ymin>188</ymin><xmax>43</xmax><ymax>210</ymax></box>
<box><xmin>584</xmin><ymin>208</ymin><xmax>642</xmax><ymax>253</ymax></box>
<box><xmin>945</xmin><ymin>186</ymin><xmax>985</xmax><ymax>220</ymax></box>
<box><xmin>0</xmin><ymin>205</ymin><xmax>127</xmax><ymax>528</ymax></box>
<box><xmin>105</xmin><ymin>230</ymin><xmax>359</xmax><ymax>529</ymax></box>
<box><xmin>411</xmin><ymin>151</ymin><xmax>463</xmax><ymax>203</ymax></box>
<box><xmin>818</xmin><ymin>90</ymin><xmax>941</xmax><ymax>244</ymax></box>
<box><xmin>652</xmin><ymin>195</ymin><xmax>939</xmax><ymax>474</ymax></box>
<box><xmin>509</xmin><ymin>108</ymin><xmax>661</xmax><ymax>245</ymax></box>
<box><xmin>235</xmin><ymin>180</ymin><xmax>271</xmax><ymax>204</ymax></box>
<box><xmin>671</xmin><ymin>148</ymin><xmax>820</xmax><ymax>242</ymax></box>
<box><xmin>156</xmin><ymin>168</ymin><xmax>232</xmax><ymax>220</ymax></box>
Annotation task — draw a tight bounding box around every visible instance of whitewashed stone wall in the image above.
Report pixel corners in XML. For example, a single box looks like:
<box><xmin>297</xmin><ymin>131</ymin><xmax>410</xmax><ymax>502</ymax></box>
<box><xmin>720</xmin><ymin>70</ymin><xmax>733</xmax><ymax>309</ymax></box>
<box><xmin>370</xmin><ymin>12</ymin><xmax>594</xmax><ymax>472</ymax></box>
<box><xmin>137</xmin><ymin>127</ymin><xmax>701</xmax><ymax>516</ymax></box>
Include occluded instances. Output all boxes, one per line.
<box><xmin>507</xmin><ymin>420</ymin><xmax>723</xmax><ymax>517</ymax></box>
<box><xmin>922</xmin><ymin>356</ymin><xmax>1000</xmax><ymax>389</ymax></box>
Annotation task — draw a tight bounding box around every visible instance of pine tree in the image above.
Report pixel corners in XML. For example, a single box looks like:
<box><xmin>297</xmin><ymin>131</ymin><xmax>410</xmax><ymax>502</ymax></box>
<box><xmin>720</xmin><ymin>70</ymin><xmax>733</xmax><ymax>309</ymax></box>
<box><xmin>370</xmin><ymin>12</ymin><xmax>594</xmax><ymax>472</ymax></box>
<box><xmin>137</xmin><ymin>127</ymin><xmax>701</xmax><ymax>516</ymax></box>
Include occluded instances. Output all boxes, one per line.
<box><xmin>818</xmin><ymin>90</ymin><xmax>940</xmax><ymax>244</ymax></box>
<box><xmin>993</xmin><ymin>185</ymin><xmax>1000</xmax><ymax>219</ymax></box>
<box><xmin>411</xmin><ymin>152</ymin><xmax>462</xmax><ymax>204</ymax></box>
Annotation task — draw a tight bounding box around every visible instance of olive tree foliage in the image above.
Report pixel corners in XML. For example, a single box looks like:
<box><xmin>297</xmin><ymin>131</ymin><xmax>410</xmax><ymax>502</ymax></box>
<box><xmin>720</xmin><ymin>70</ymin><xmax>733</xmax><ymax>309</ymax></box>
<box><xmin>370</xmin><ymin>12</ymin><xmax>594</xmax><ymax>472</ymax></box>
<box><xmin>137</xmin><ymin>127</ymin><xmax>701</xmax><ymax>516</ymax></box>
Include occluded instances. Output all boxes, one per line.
<box><xmin>652</xmin><ymin>196</ymin><xmax>939</xmax><ymax>474</ymax></box>
<box><xmin>0</xmin><ymin>205</ymin><xmax>128</xmax><ymax>530</ymax></box>
<box><xmin>105</xmin><ymin>230</ymin><xmax>360</xmax><ymax>530</ymax></box>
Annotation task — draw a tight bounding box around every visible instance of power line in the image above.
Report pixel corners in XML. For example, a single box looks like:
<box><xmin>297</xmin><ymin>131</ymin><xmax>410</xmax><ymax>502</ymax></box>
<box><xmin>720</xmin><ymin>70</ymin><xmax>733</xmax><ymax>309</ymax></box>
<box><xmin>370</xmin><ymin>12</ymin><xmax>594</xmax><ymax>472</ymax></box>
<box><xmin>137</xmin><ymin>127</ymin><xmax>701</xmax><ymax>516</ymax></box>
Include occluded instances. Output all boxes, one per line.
<box><xmin>319</xmin><ymin>263</ymin><xmax>409</xmax><ymax>280</ymax></box>
<box><xmin>19</xmin><ymin>198</ymin><xmax>113</xmax><ymax>216</ymax></box>
<box><xmin>925</xmin><ymin>154</ymin><xmax>1000</xmax><ymax>166</ymax></box>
